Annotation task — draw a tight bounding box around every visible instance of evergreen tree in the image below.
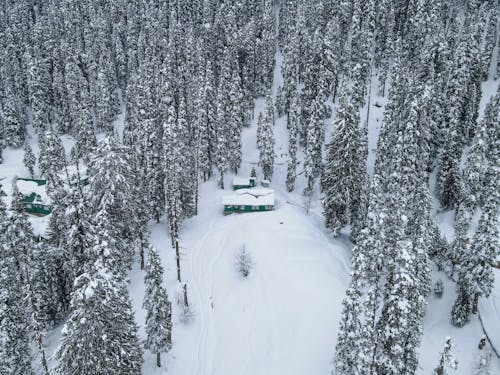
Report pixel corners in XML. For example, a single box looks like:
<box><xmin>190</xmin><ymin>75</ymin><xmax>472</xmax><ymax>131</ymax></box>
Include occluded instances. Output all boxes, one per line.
<box><xmin>214</xmin><ymin>49</ymin><xmax>231</xmax><ymax>189</ymax></box>
<box><xmin>144</xmin><ymin>246</ymin><xmax>172</xmax><ymax>368</ymax></box>
<box><xmin>26</xmin><ymin>50</ymin><xmax>51</xmax><ymax>133</ymax></box>
<box><xmin>227</xmin><ymin>68</ymin><xmax>244</xmax><ymax>174</ymax></box>
<box><xmin>88</xmin><ymin>136</ymin><xmax>140</xmax><ymax>249</ymax></box>
<box><xmin>23</xmin><ymin>142</ymin><xmax>36</xmax><ymax>177</ymax></box>
<box><xmin>434</xmin><ymin>337</ymin><xmax>458</xmax><ymax>374</ymax></box>
<box><xmin>335</xmin><ymin>176</ymin><xmax>387</xmax><ymax>374</ymax></box>
<box><xmin>451</xmin><ymin>271</ymin><xmax>472</xmax><ymax>328</ymax></box>
<box><xmin>462</xmin><ymin>196</ymin><xmax>498</xmax><ymax>314</ymax></box>
<box><xmin>375</xmin><ymin>215</ymin><xmax>426</xmax><ymax>375</ymax></box>
<box><xmin>462</xmin><ymin>122</ymin><xmax>488</xmax><ymax>210</ymax></box>
<box><xmin>0</xmin><ymin>193</ymin><xmax>33</xmax><ymax>375</ymax></box>
<box><xmin>286</xmin><ymin>91</ymin><xmax>299</xmax><ymax>192</ymax></box>
<box><xmin>2</xmin><ymin>83</ymin><xmax>25</xmax><ymax>148</ymax></box>
<box><xmin>480</xmin><ymin>8</ymin><xmax>497</xmax><ymax>80</ymax></box>
<box><xmin>196</xmin><ymin>60</ymin><xmax>217</xmax><ymax>181</ymax></box>
<box><xmin>303</xmin><ymin>96</ymin><xmax>324</xmax><ymax>190</ymax></box>
<box><xmin>28</xmin><ymin>242</ymin><xmax>65</xmax><ymax>327</ymax></box>
<box><xmin>55</xmin><ymin>262</ymin><xmax>143</xmax><ymax>375</ymax></box>
<box><xmin>257</xmin><ymin>94</ymin><xmax>275</xmax><ymax>180</ymax></box>
<box><xmin>38</xmin><ymin>131</ymin><xmax>66</xmax><ymax>179</ymax></box>
<box><xmin>71</xmin><ymin>101</ymin><xmax>97</xmax><ymax>163</ymax></box>
<box><xmin>95</xmin><ymin>51</ymin><xmax>120</xmax><ymax>134</ymax></box>
<box><xmin>322</xmin><ymin>90</ymin><xmax>364</xmax><ymax>236</ymax></box>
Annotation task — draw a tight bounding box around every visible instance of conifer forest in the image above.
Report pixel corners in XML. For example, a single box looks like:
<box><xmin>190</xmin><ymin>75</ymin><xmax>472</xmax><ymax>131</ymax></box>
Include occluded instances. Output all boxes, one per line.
<box><xmin>0</xmin><ymin>0</ymin><xmax>499</xmax><ymax>374</ymax></box>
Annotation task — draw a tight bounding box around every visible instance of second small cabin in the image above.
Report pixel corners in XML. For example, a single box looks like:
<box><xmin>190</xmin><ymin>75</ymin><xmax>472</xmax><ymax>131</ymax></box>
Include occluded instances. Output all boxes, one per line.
<box><xmin>232</xmin><ymin>177</ymin><xmax>256</xmax><ymax>190</ymax></box>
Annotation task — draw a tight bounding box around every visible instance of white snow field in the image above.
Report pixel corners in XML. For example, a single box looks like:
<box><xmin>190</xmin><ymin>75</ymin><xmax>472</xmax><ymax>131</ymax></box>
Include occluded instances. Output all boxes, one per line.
<box><xmin>143</xmin><ymin>182</ymin><xmax>351</xmax><ymax>375</ymax></box>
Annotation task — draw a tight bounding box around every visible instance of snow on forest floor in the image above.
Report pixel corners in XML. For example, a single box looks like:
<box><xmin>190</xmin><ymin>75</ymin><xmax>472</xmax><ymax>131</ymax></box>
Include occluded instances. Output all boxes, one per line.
<box><xmin>1</xmin><ymin>51</ymin><xmax>499</xmax><ymax>375</ymax></box>
<box><xmin>145</xmin><ymin>181</ymin><xmax>351</xmax><ymax>375</ymax></box>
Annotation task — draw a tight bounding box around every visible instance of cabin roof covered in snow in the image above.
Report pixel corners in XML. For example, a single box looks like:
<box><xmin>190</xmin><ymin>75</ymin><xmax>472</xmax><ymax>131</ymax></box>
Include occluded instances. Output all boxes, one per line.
<box><xmin>16</xmin><ymin>178</ymin><xmax>49</xmax><ymax>203</ymax></box>
<box><xmin>222</xmin><ymin>188</ymin><xmax>274</xmax><ymax>206</ymax></box>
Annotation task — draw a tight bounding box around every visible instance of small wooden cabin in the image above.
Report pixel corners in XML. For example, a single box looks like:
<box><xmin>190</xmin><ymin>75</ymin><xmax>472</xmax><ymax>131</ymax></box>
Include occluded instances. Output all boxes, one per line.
<box><xmin>232</xmin><ymin>177</ymin><xmax>256</xmax><ymax>190</ymax></box>
<box><xmin>22</xmin><ymin>192</ymin><xmax>52</xmax><ymax>215</ymax></box>
<box><xmin>223</xmin><ymin>188</ymin><xmax>274</xmax><ymax>215</ymax></box>
<box><xmin>16</xmin><ymin>178</ymin><xmax>52</xmax><ymax>215</ymax></box>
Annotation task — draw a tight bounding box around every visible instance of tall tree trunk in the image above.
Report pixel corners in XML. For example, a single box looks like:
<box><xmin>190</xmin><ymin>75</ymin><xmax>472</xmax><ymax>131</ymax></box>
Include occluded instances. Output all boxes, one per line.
<box><xmin>139</xmin><ymin>232</ymin><xmax>145</xmax><ymax>270</ymax></box>
<box><xmin>175</xmin><ymin>237</ymin><xmax>181</xmax><ymax>282</ymax></box>
<box><xmin>183</xmin><ymin>283</ymin><xmax>189</xmax><ymax>307</ymax></box>
<box><xmin>472</xmin><ymin>293</ymin><xmax>479</xmax><ymax>314</ymax></box>
<box><xmin>156</xmin><ymin>352</ymin><xmax>161</xmax><ymax>367</ymax></box>
<box><xmin>219</xmin><ymin>171</ymin><xmax>224</xmax><ymax>189</ymax></box>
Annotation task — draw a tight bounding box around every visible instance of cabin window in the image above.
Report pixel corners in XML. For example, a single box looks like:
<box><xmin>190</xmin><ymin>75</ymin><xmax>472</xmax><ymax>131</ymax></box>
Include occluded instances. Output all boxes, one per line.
<box><xmin>26</xmin><ymin>204</ymin><xmax>32</xmax><ymax>208</ymax></box>
<box><xmin>252</xmin><ymin>206</ymin><xmax>258</xmax><ymax>210</ymax></box>
<box><xmin>240</xmin><ymin>205</ymin><xmax>245</xmax><ymax>210</ymax></box>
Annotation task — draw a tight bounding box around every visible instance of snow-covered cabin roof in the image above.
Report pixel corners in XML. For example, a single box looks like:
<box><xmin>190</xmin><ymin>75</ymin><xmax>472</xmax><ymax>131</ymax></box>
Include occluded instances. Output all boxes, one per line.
<box><xmin>232</xmin><ymin>177</ymin><xmax>255</xmax><ymax>186</ymax></box>
<box><xmin>17</xmin><ymin>178</ymin><xmax>49</xmax><ymax>203</ymax></box>
<box><xmin>222</xmin><ymin>188</ymin><xmax>274</xmax><ymax>206</ymax></box>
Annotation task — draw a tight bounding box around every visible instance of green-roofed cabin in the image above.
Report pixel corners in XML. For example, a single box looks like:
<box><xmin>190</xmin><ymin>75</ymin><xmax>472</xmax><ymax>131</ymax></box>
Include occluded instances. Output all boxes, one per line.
<box><xmin>16</xmin><ymin>177</ymin><xmax>52</xmax><ymax>216</ymax></box>
<box><xmin>223</xmin><ymin>189</ymin><xmax>275</xmax><ymax>215</ymax></box>
<box><xmin>232</xmin><ymin>177</ymin><xmax>256</xmax><ymax>190</ymax></box>
<box><xmin>22</xmin><ymin>192</ymin><xmax>52</xmax><ymax>215</ymax></box>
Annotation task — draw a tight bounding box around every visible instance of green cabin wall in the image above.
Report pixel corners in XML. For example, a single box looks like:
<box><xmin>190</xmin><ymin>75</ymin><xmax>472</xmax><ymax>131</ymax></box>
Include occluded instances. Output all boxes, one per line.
<box><xmin>223</xmin><ymin>204</ymin><xmax>273</xmax><ymax>214</ymax></box>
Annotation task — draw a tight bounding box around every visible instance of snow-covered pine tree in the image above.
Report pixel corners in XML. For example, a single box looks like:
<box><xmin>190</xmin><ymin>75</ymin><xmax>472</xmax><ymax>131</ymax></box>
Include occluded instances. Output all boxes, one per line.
<box><xmin>71</xmin><ymin>98</ymin><xmax>97</xmax><ymax>163</ymax></box>
<box><xmin>63</xmin><ymin>53</ymin><xmax>86</xmax><ymax>135</ymax></box>
<box><xmin>434</xmin><ymin>337</ymin><xmax>458</xmax><ymax>375</ymax></box>
<box><xmin>7</xmin><ymin>181</ymin><xmax>35</xmax><ymax>279</ymax></box>
<box><xmin>26</xmin><ymin>48</ymin><xmax>51</xmax><ymax>133</ymax></box>
<box><xmin>462</xmin><ymin>121</ymin><xmax>488</xmax><ymax>211</ymax></box>
<box><xmin>303</xmin><ymin>95</ymin><xmax>324</xmax><ymax>191</ymax></box>
<box><xmin>144</xmin><ymin>245</ymin><xmax>172</xmax><ymax>368</ymax></box>
<box><xmin>2</xmin><ymin>82</ymin><xmax>26</xmax><ymax>148</ymax></box>
<box><xmin>38</xmin><ymin>130</ymin><xmax>66</xmax><ymax>179</ymax></box>
<box><xmin>334</xmin><ymin>175</ymin><xmax>386</xmax><ymax>373</ymax></box>
<box><xmin>334</xmin><ymin>283</ymin><xmax>363</xmax><ymax>374</ymax></box>
<box><xmin>255</xmin><ymin>0</ymin><xmax>275</xmax><ymax>95</ymax></box>
<box><xmin>480</xmin><ymin>7</ymin><xmax>498</xmax><ymax>80</ymax></box>
<box><xmin>349</xmin><ymin>0</ymin><xmax>375</xmax><ymax>110</ymax></box>
<box><xmin>88</xmin><ymin>136</ymin><xmax>140</xmax><ymax>249</ymax></box>
<box><xmin>451</xmin><ymin>275</ymin><xmax>472</xmax><ymax>327</ymax></box>
<box><xmin>286</xmin><ymin>90</ymin><xmax>299</xmax><ymax>192</ymax></box>
<box><xmin>196</xmin><ymin>59</ymin><xmax>217</xmax><ymax>181</ymax></box>
<box><xmin>228</xmin><ymin>68</ymin><xmax>244</xmax><ymax>174</ymax></box>
<box><xmin>437</xmin><ymin>23</ymin><xmax>482</xmax><ymax>209</ymax></box>
<box><xmin>322</xmin><ymin>88</ymin><xmax>364</xmax><ymax>236</ymax></box>
<box><xmin>375</xmin><ymin>216</ymin><xmax>423</xmax><ymax>374</ymax></box>
<box><xmin>95</xmin><ymin>51</ymin><xmax>120</xmax><ymax>134</ymax></box>
<box><xmin>28</xmin><ymin>242</ymin><xmax>65</xmax><ymax>327</ymax></box>
<box><xmin>214</xmin><ymin>48</ymin><xmax>231</xmax><ymax>189</ymax></box>
<box><xmin>23</xmin><ymin>142</ymin><xmax>36</xmax><ymax>177</ymax></box>
<box><xmin>176</xmin><ymin>96</ymin><xmax>196</xmax><ymax>218</ymax></box>
<box><xmin>0</xmin><ymin>192</ymin><xmax>33</xmax><ymax>375</ymax></box>
<box><xmin>462</xmin><ymin>195</ymin><xmax>498</xmax><ymax>314</ymax></box>
<box><xmin>55</xmin><ymin>262</ymin><xmax>143</xmax><ymax>375</ymax></box>
<box><xmin>257</xmin><ymin>93</ymin><xmax>275</xmax><ymax>181</ymax></box>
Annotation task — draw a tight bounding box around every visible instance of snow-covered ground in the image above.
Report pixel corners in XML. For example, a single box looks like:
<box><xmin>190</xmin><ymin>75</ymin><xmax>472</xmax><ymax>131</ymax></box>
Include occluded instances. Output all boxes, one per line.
<box><xmin>144</xmin><ymin>181</ymin><xmax>351</xmax><ymax>375</ymax></box>
<box><xmin>2</xmin><ymin>42</ymin><xmax>499</xmax><ymax>375</ymax></box>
